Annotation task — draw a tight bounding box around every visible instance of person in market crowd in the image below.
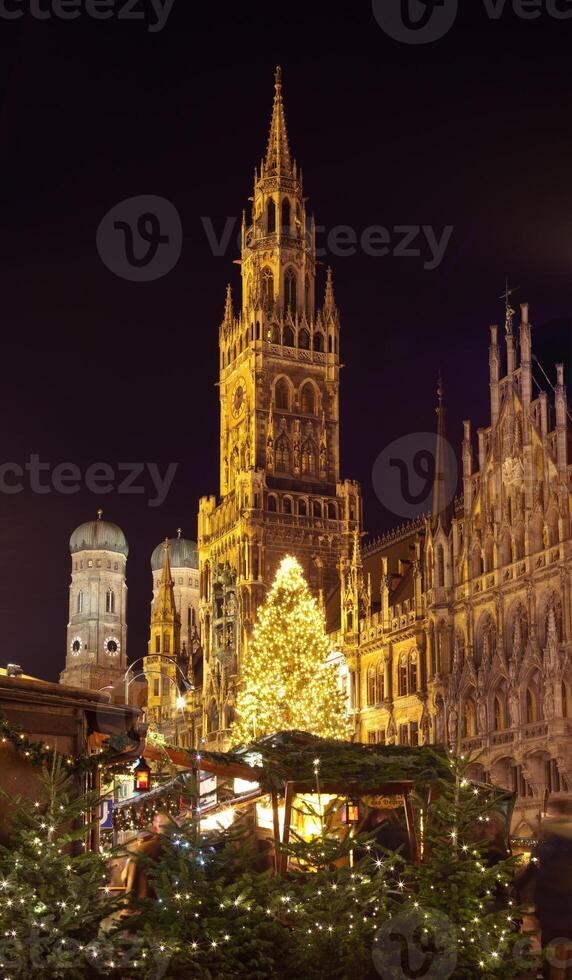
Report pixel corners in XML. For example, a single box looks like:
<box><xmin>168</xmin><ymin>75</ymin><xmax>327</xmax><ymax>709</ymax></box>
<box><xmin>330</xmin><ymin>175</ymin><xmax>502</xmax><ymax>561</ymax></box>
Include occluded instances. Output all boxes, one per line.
<box><xmin>121</xmin><ymin>809</ymin><xmax>177</xmax><ymax>905</ymax></box>
<box><xmin>515</xmin><ymin>798</ymin><xmax>572</xmax><ymax>980</ymax></box>
<box><xmin>357</xmin><ymin>806</ymin><xmax>412</xmax><ymax>863</ymax></box>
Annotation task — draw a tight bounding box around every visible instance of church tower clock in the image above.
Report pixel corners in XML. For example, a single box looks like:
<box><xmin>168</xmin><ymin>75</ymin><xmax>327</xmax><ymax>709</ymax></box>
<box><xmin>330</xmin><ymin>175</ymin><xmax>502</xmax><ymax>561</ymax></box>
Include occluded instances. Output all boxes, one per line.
<box><xmin>198</xmin><ymin>68</ymin><xmax>362</xmax><ymax>747</ymax></box>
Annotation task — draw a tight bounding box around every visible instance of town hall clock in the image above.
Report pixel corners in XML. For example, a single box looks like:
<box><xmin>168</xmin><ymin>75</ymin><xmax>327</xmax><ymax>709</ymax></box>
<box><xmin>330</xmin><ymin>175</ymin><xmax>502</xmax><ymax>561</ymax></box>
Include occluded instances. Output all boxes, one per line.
<box><xmin>231</xmin><ymin>378</ymin><xmax>246</xmax><ymax>419</ymax></box>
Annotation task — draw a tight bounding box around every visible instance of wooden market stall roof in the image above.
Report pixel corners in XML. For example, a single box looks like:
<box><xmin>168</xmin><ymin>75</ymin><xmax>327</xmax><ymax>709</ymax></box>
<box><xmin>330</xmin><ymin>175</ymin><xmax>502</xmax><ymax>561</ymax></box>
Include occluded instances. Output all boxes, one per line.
<box><xmin>142</xmin><ymin>730</ymin><xmax>452</xmax><ymax>792</ymax></box>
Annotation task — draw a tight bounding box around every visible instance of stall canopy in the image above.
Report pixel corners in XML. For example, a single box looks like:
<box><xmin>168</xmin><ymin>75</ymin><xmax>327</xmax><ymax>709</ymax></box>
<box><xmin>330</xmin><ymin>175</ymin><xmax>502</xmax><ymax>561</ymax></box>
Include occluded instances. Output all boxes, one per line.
<box><xmin>178</xmin><ymin>731</ymin><xmax>453</xmax><ymax>792</ymax></box>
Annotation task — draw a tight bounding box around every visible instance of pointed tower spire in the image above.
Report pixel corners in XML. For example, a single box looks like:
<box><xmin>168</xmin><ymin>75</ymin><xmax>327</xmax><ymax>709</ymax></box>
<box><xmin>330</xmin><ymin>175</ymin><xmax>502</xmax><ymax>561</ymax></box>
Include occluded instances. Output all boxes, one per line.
<box><xmin>151</xmin><ymin>538</ymin><xmax>178</xmax><ymax>626</ymax></box>
<box><xmin>432</xmin><ymin>374</ymin><xmax>454</xmax><ymax>533</ymax></box>
<box><xmin>324</xmin><ymin>266</ymin><xmax>336</xmax><ymax>313</ymax></box>
<box><xmin>264</xmin><ymin>66</ymin><xmax>292</xmax><ymax>177</ymax></box>
<box><xmin>223</xmin><ymin>283</ymin><xmax>233</xmax><ymax>324</ymax></box>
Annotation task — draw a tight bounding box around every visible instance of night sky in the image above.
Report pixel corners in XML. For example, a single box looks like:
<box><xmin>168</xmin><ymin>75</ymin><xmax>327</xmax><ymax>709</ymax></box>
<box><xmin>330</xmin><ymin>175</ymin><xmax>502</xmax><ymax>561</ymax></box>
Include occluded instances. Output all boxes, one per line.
<box><xmin>0</xmin><ymin>2</ymin><xmax>570</xmax><ymax>681</ymax></box>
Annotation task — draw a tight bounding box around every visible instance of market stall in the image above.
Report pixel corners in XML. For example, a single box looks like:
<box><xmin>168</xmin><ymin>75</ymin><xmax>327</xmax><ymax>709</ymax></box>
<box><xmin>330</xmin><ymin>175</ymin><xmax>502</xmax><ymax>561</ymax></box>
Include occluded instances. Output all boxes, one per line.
<box><xmin>114</xmin><ymin>731</ymin><xmax>458</xmax><ymax>873</ymax></box>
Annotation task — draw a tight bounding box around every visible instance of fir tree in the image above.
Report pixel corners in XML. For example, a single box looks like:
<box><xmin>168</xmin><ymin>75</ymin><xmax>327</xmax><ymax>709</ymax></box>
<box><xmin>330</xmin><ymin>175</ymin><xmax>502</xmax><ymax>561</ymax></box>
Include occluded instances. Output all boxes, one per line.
<box><xmin>271</xmin><ymin>797</ymin><xmax>399</xmax><ymax>980</ymax></box>
<box><xmin>371</xmin><ymin>752</ymin><xmax>537</xmax><ymax>980</ymax></box>
<box><xmin>0</xmin><ymin>756</ymin><xmax>118</xmax><ymax>978</ymax></box>
<box><xmin>233</xmin><ymin>555</ymin><xmax>348</xmax><ymax>745</ymax></box>
<box><xmin>129</xmin><ymin>807</ymin><xmax>296</xmax><ymax>979</ymax></box>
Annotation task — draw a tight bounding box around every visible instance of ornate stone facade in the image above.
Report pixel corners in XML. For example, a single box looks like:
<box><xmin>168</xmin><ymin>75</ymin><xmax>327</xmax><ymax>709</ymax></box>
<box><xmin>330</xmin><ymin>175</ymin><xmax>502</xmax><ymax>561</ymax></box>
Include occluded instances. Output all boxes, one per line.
<box><xmin>338</xmin><ymin>305</ymin><xmax>571</xmax><ymax>834</ymax></box>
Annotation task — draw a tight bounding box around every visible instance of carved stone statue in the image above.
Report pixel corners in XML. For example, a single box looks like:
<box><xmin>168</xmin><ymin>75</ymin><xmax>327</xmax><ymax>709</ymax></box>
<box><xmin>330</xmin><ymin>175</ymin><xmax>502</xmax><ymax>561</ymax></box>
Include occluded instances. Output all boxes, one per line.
<box><xmin>435</xmin><ymin>696</ymin><xmax>445</xmax><ymax>743</ymax></box>
<box><xmin>448</xmin><ymin>705</ymin><xmax>458</xmax><ymax>747</ymax></box>
<box><xmin>509</xmin><ymin>688</ymin><xmax>520</xmax><ymax>728</ymax></box>
<box><xmin>477</xmin><ymin>697</ymin><xmax>487</xmax><ymax>734</ymax></box>
<box><xmin>543</xmin><ymin>682</ymin><xmax>555</xmax><ymax>720</ymax></box>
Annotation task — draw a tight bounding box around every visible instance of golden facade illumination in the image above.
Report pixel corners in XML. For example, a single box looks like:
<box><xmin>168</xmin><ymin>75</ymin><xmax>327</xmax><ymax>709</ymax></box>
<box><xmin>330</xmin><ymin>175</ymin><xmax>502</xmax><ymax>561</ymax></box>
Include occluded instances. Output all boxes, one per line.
<box><xmin>198</xmin><ymin>68</ymin><xmax>361</xmax><ymax>747</ymax></box>
<box><xmin>145</xmin><ymin>539</ymin><xmax>181</xmax><ymax>727</ymax></box>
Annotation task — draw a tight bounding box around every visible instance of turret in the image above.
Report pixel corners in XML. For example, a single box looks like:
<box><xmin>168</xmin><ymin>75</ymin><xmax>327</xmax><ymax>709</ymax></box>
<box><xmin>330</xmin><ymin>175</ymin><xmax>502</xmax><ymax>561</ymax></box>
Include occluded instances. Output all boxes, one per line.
<box><xmin>520</xmin><ymin>303</ymin><xmax>532</xmax><ymax>410</ymax></box>
<box><xmin>462</xmin><ymin>420</ymin><xmax>473</xmax><ymax>517</ymax></box>
<box><xmin>432</xmin><ymin>375</ymin><xmax>453</xmax><ymax>533</ymax></box>
<box><xmin>555</xmin><ymin>363</ymin><xmax>568</xmax><ymax>478</ymax></box>
<box><xmin>489</xmin><ymin>324</ymin><xmax>500</xmax><ymax>428</ymax></box>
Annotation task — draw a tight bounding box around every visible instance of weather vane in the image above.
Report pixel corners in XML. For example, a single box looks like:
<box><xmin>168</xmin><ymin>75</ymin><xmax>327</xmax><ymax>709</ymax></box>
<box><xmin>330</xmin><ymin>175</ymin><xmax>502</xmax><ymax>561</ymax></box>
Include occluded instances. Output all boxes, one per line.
<box><xmin>499</xmin><ymin>278</ymin><xmax>519</xmax><ymax>336</ymax></box>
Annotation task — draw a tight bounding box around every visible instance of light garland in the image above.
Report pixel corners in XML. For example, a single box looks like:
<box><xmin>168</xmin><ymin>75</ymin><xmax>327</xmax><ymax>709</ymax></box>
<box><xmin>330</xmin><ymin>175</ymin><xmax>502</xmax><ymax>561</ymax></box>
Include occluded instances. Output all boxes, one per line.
<box><xmin>0</xmin><ymin>711</ymin><xmax>137</xmax><ymax>776</ymax></box>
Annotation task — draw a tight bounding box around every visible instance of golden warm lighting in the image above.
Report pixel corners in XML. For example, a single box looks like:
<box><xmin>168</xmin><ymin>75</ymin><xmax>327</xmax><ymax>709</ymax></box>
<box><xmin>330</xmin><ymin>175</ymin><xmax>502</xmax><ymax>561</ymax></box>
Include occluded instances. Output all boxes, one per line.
<box><xmin>233</xmin><ymin>556</ymin><xmax>348</xmax><ymax>744</ymax></box>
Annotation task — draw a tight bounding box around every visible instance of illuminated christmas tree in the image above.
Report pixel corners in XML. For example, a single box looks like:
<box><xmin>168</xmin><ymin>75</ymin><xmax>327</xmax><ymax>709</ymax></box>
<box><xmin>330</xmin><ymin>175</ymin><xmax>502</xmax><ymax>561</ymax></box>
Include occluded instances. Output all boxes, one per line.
<box><xmin>233</xmin><ymin>555</ymin><xmax>348</xmax><ymax>745</ymax></box>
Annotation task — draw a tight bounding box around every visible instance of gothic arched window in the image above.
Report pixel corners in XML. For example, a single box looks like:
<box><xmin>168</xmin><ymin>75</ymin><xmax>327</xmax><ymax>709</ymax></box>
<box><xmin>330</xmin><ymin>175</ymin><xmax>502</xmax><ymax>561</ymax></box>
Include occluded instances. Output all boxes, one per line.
<box><xmin>284</xmin><ymin>269</ymin><xmax>297</xmax><ymax>313</ymax></box>
<box><xmin>494</xmin><ymin>693</ymin><xmax>505</xmax><ymax>731</ymax></box>
<box><xmin>300</xmin><ymin>382</ymin><xmax>316</xmax><ymax>415</ymax></box>
<box><xmin>526</xmin><ymin>688</ymin><xmax>536</xmax><ymax>724</ymax></box>
<box><xmin>283</xmin><ymin>324</ymin><xmax>294</xmax><ymax>347</ymax></box>
<box><xmin>281</xmin><ymin>198</ymin><xmax>291</xmax><ymax>233</ymax></box>
<box><xmin>298</xmin><ymin>498</ymin><xmax>307</xmax><ymax>517</ymax></box>
<box><xmin>301</xmin><ymin>438</ymin><xmax>317</xmax><ymax>476</ymax></box>
<box><xmin>484</xmin><ymin>536</ymin><xmax>494</xmax><ymax>573</ymax></box>
<box><xmin>267</xmin><ymin>198</ymin><xmax>276</xmax><ymax>234</ymax></box>
<box><xmin>305</xmin><ymin>276</ymin><xmax>311</xmax><ymax>312</ymax></box>
<box><xmin>367</xmin><ymin>666</ymin><xmax>377</xmax><ymax>706</ymax></box>
<box><xmin>298</xmin><ymin>327</ymin><xmax>310</xmax><ymax>350</ymax></box>
<box><xmin>77</xmin><ymin>591</ymin><xmax>84</xmax><ymax>614</ymax></box>
<box><xmin>275</xmin><ymin>378</ymin><xmax>290</xmax><ymax>411</ymax></box>
<box><xmin>106</xmin><ymin>589</ymin><xmax>115</xmax><ymax>614</ymax></box>
<box><xmin>436</xmin><ymin>545</ymin><xmax>445</xmax><ymax>587</ymax></box>
<box><xmin>207</xmin><ymin>699</ymin><xmax>219</xmax><ymax>734</ymax></box>
<box><xmin>283</xmin><ymin>496</ymin><xmax>293</xmax><ymax>515</ymax></box>
<box><xmin>313</xmin><ymin>331</ymin><xmax>324</xmax><ymax>352</ymax></box>
<box><xmin>377</xmin><ymin>661</ymin><xmax>385</xmax><ymax>702</ymax></box>
<box><xmin>409</xmin><ymin>655</ymin><xmax>418</xmax><ymax>693</ymax></box>
<box><xmin>268</xmin><ymin>495</ymin><xmax>277</xmax><ymax>513</ymax></box>
<box><xmin>464</xmin><ymin>699</ymin><xmax>476</xmax><ymax>737</ymax></box>
<box><xmin>275</xmin><ymin>434</ymin><xmax>290</xmax><ymax>473</ymax></box>
<box><xmin>399</xmin><ymin>661</ymin><xmax>408</xmax><ymax>697</ymax></box>
<box><xmin>261</xmin><ymin>268</ymin><xmax>274</xmax><ymax>309</ymax></box>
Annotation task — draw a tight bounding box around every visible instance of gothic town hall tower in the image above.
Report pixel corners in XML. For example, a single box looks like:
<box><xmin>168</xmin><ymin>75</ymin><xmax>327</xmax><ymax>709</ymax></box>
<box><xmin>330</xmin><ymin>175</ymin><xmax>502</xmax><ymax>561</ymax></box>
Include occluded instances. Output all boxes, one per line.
<box><xmin>198</xmin><ymin>68</ymin><xmax>361</xmax><ymax>746</ymax></box>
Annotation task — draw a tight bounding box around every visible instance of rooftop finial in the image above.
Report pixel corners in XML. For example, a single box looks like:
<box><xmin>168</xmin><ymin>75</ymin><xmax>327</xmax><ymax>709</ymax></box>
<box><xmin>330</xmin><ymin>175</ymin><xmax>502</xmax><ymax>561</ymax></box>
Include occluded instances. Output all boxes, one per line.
<box><xmin>324</xmin><ymin>266</ymin><xmax>335</xmax><ymax>312</ymax></box>
<box><xmin>499</xmin><ymin>278</ymin><xmax>519</xmax><ymax>336</ymax></box>
<box><xmin>265</xmin><ymin>66</ymin><xmax>292</xmax><ymax>176</ymax></box>
<box><xmin>223</xmin><ymin>283</ymin><xmax>233</xmax><ymax>323</ymax></box>
<box><xmin>177</xmin><ymin>528</ymin><xmax>182</xmax><ymax>539</ymax></box>
<box><xmin>97</xmin><ymin>508</ymin><xmax>103</xmax><ymax>521</ymax></box>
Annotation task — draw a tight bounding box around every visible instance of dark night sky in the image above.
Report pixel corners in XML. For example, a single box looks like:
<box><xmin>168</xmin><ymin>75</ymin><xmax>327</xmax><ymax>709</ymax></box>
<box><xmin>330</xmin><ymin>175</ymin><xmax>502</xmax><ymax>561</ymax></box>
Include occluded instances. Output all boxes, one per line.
<box><xmin>0</xmin><ymin>2</ymin><xmax>570</xmax><ymax>681</ymax></box>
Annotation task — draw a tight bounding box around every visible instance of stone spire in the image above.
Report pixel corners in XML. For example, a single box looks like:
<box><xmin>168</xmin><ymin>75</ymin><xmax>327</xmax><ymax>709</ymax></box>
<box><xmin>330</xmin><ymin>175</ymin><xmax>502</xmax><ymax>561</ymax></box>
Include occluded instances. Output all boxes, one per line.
<box><xmin>432</xmin><ymin>374</ymin><xmax>453</xmax><ymax>533</ymax></box>
<box><xmin>223</xmin><ymin>283</ymin><xmax>233</xmax><ymax>325</ymax></box>
<box><xmin>151</xmin><ymin>539</ymin><xmax>179</xmax><ymax>627</ymax></box>
<box><xmin>264</xmin><ymin>66</ymin><xmax>292</xmax><ymax>178</ymax></box>
<box><xmin>324</xmin><ymin>266</ymin><xmax>336</xmax><ymax>313</ymax></box>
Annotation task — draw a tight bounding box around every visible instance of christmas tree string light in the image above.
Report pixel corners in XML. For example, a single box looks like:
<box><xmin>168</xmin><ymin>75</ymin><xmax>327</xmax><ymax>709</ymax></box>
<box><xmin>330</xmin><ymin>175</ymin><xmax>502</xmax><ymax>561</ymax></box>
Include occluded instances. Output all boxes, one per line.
<box><xmin>233</xmin><ymin>555</ymin><xmax>348</xmax><ymax>745</ymax></box>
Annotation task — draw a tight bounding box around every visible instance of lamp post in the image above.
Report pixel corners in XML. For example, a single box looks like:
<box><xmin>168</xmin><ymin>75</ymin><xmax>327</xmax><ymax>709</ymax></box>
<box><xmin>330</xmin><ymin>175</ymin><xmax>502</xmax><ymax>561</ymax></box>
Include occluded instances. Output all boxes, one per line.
<box><xmin>96</xmin><ymin>685</ymin><xmax>114</xmax><ymax>703</ymax></box>
<box><xmin>123</xmin><ymin>656</ymin><xmax>194</xmax><ymax>706</ymax></box>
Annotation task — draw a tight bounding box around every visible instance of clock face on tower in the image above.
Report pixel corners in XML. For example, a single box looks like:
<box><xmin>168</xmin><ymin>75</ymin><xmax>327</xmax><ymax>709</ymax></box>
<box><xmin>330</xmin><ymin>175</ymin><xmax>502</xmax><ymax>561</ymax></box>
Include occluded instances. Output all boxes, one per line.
<box><xmin>232</xmin><ymin>379</ymin><xmax>246</xmax><ymax>419</ymax></box>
